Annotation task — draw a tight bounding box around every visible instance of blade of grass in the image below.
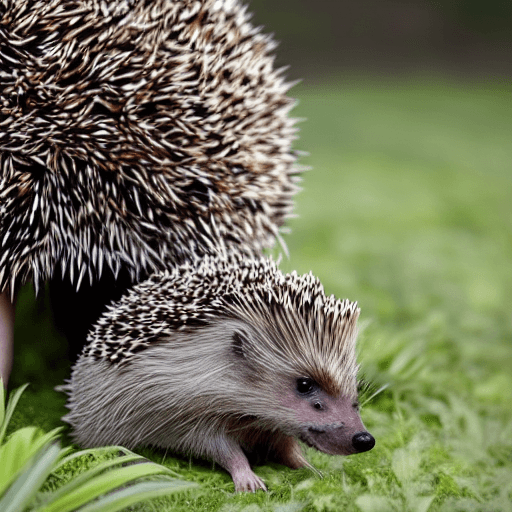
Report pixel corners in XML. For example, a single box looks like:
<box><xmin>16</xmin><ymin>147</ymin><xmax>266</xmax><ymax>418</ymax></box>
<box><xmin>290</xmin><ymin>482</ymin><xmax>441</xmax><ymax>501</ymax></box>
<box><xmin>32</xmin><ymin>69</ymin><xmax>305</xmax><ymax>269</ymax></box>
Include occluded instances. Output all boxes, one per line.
<box><xmin>40</xmin><ymin>454</ymin><xmax>144</xmax><ymax>506</ymax></box>
<box><xmin>74</xmin><ymin>480</ymin><xmax>198</xmax><ymax>512</ymax></box>
<box><xmin>0</xmin><ymin>443</ymin><xmax>62</xmax><ymax>512</ymax></box>
<box><xmin>360</xmin><ymin>384</ymin><xmax>389</xmax><ymax>408</ymax></box>
<box><xmin>54</xmin><ymin>446</ymin><xmax>183</xmax><ymax>479</ymax></box>
<box><xmin>0</xmin><ymin>383</ymin><xmax>30</xmax><ymax>444</ymax></box>
<box><xmin>41</xmin><ymin>461</ymin><xmax>177</xmax><ymax>512</ymax></box>
<box><xmin>0</xmin><ymin>426</ymin><xmax>62</xmax><ymax>495</ymax></box>
<box><xmin>54</xmin><ymin>445</ymin><xmax>134</xmax><ymax>469</ymax></box>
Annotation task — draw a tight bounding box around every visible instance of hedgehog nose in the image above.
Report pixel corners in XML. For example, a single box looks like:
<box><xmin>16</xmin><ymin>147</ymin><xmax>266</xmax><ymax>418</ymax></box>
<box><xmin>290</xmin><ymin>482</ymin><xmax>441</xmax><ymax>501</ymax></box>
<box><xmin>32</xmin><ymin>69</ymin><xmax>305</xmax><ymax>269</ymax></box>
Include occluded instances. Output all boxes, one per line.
<box><xmin>352</xmin><ymin>431</ymin><xmax>375</xmax><ymax>453</ymax></box>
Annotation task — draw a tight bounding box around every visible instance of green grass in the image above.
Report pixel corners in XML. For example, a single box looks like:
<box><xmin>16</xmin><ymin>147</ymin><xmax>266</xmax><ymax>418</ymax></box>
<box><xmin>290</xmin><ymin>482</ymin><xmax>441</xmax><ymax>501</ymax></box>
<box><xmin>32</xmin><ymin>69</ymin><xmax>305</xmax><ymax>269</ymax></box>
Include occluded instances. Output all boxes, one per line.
<box><xmin>9</xmin><ymin>75</ymin><xmax>512</xmax><ymax>511</ymax></box>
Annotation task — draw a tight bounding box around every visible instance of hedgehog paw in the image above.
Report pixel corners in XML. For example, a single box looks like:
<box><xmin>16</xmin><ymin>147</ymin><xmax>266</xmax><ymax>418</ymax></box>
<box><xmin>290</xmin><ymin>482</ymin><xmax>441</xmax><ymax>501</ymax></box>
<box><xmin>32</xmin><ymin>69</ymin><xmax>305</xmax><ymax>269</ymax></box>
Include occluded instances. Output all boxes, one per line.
<box><xmin>212</xmin><ymin>435</ymin><xmax>267</xmax><ymax>492</ymax></box>
<box><xmin>232</xmin><ymin>469</ymin><xmax>267</xmax><ymax>493</ymax></box>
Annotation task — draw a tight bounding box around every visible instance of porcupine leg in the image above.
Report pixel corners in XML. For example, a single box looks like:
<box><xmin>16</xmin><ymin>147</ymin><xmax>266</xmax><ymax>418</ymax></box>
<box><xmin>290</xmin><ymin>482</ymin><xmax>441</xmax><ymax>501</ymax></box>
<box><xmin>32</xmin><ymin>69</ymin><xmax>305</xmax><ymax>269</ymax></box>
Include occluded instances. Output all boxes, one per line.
<box><xmin>0</xmin><ymin>290</ymin><xmax>15</xmax><ymax>387</ymax></box>
<box><xmin>209</xmin><ymin>434</ymin><xmax>267</xmax><ymax>492</ymax></box>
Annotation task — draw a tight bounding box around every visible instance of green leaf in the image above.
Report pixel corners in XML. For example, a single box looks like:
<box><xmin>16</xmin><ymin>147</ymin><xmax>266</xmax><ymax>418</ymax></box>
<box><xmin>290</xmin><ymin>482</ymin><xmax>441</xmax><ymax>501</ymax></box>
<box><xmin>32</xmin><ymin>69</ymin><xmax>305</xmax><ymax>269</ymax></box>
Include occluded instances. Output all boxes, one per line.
<box><xmin>0</xmin><ymin>426</ymin><xmax>62</xmax><ymax>496</ymax></box>
<box><xmin>0</xmin><ymin>383</ymin><xmax>30</xmax><ymax>445</ymax></box>
<box><xmin>76</xmin><ymin>480</ymin><xmax>198</xmax><ymax>512</ymax></box>
<box><xmin>39</xmin><ymin>454</ymin><xmax>144</xmax><ymax>506</ymax></box>
<box><xmin>54</xmin><ymin>446</ymin><xmax>179</xmax><ymax>478</ymax></box>
<box><xmin>53</xmin><ymin>445</ymin><xmax>134</xmax><ymax>471</ymax></box>
<box><xmin>0</xmin><ymin>442</ymin><xmax>62</xmax><ymax>512</ymax></box>
<box><xmin>41</xmin><ymin>461</ymin><xmax>178</xmax><ymax>512</ymax></box>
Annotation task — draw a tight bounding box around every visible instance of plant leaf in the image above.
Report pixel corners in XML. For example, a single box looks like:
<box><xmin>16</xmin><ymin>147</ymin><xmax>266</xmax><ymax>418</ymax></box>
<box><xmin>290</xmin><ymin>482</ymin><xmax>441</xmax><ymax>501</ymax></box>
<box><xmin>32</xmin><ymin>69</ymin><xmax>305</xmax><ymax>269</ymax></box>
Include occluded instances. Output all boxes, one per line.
<box><xmin>54</xmin><ymin>446</ymin><xmax>134</xmax><ymax>470</ymax></box>
<box><xmin>0</xmin><ymin>427</ymin><xmax>62</xmax><ymax>496</ymax></box>
<box><xmin>0</xmin><ymin>383</ymin><xmax>30</xmax><ymax>445</ymax></box>
<box><xmin>39</xmin><ymin>454</ymin><xmax>144</xmax><ymax>507</ymax></box>
<box><xmin>41</xmin><ymin>461</ymin><xmax>178</xmax><ymax>512</ymax></box>
<box><xmin>0</xmin><ymin>442</ymin><xmax>62</xmax><ymax>512</ymax></box>
<box><xmin>73</xmin><ymin>480</ymin><xmax>198</xmax><ymax>512</ymax></box>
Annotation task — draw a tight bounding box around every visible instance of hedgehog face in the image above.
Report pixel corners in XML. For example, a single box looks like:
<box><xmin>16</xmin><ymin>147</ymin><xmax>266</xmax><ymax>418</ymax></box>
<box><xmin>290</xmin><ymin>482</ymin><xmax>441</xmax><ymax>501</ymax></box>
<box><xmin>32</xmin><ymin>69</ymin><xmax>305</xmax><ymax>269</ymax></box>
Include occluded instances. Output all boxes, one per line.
<box><xmin>281</xmin><ymin>377</ymin><xmax>374</xmax><ymax>456</ymax></box>
<box><xmin>226</xmin><ymin>320</ymin><xmax>374</xmax><ymax>457</ymax></box>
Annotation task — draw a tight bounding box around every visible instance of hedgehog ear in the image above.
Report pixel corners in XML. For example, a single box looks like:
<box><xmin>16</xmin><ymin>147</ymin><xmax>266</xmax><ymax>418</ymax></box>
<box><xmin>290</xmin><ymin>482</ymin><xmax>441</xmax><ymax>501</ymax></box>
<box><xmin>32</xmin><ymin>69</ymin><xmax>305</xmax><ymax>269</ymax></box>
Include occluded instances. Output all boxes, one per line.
<box><xmin>232</xmin><ymin>331</ymin><xmax>247</xmax><ymax>359</ymax></box>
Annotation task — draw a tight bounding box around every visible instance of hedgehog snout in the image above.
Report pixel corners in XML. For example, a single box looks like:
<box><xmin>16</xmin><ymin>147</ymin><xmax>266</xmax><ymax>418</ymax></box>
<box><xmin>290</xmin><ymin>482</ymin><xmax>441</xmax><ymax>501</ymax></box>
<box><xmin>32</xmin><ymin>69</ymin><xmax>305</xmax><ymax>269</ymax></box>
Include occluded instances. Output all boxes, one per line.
<box><xmin>307</xmin><ymin>427</ymin><xmax>375</xmax><ymax>451</ymax></box>
<box><xmin>352</xmin><ymin>431</ymin><xmax>375</xmax><ymax>453</ymax></box>
<box><xmin>303</xmin><ymin>424</ymin><xmax>375</xmax><ymax>456</ymax></box>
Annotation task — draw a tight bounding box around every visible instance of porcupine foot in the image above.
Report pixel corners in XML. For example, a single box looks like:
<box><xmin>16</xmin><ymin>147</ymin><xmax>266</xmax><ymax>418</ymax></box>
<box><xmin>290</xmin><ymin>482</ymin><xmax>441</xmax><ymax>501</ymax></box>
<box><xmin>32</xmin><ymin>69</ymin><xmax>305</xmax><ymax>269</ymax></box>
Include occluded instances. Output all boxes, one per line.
<box><xmin>0</xmin><ymin>290</ymin><xmax>15</xmax><ymax>387</ymax></box>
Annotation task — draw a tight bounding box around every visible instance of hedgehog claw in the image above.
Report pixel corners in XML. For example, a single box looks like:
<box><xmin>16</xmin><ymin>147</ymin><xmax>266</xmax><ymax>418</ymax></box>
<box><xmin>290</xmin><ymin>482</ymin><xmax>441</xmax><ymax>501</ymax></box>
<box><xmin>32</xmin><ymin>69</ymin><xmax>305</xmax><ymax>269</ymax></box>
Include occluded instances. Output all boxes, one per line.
<box><xmin>233</xmin><ymin>470</ymin><xmax>267</xmax><ymax>493</ymax></box>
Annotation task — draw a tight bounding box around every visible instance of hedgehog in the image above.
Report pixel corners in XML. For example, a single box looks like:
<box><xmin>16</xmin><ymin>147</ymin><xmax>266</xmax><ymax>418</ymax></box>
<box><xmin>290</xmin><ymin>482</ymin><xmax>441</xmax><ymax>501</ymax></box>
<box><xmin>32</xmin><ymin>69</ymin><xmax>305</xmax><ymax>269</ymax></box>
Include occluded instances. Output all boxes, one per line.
<box><xmin>60</xmin><ymin>255</ymin><xmax>375</xmax><ymax>492</ymax></box>
<box><xmin>0</xmin><ymin>0</ymin><xmax>300</xmax><ymax>379</ymax></box>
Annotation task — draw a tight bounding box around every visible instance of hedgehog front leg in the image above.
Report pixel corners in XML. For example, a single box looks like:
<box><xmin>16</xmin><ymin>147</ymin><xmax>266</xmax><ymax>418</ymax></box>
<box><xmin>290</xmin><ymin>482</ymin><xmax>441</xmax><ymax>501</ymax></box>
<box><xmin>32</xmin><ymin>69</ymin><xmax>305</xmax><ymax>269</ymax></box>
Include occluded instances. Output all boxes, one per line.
<box><xmin>208</xmin><ymin>434</ymin><xmax>267</xmax><ymax>492</ymax></box>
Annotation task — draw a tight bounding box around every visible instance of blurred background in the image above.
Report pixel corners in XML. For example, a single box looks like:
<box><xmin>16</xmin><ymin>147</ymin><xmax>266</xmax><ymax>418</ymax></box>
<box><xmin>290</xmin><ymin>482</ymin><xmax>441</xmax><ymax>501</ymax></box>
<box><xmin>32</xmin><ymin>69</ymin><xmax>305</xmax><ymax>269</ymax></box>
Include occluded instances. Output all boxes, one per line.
<box><xmin>249</xmin><ymin>0</ymin><xmax>512</xmax><ymax>80</ymax></box>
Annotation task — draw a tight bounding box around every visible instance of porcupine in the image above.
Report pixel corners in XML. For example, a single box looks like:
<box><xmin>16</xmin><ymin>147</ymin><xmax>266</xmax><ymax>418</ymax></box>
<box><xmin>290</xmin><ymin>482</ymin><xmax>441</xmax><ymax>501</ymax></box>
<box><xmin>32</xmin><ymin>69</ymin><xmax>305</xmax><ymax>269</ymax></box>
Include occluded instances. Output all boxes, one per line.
<box><xmin>0</xmin><ymin>0</ymin><xmax>300</xmax><ymax>371</ymax></box>
<box><xmin>61</xmin><ymin>255</ymin><xmax>375</xmax><ymax>492</ymax></box>
<box><xmin>0</xmin><ymin>0</ymin><xmax>376</xmax><ymax>491</ymax></box>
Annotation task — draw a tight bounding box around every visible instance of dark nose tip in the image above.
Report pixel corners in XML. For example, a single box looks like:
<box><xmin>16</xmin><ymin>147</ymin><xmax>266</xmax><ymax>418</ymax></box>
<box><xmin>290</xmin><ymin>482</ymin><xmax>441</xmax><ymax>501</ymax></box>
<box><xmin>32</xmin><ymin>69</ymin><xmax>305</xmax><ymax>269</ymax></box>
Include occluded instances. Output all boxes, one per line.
<box><xmin>352</xmin><ymin>431</ymin><xmax>375</xmax><ymax>452</ymax></box>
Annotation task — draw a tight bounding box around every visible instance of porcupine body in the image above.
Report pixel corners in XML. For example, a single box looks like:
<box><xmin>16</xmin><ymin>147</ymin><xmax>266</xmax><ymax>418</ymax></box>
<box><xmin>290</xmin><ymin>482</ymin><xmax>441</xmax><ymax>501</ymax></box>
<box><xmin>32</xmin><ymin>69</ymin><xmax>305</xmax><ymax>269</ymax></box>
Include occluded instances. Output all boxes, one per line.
<box><xmin>61</xmin><ymin>255</ymin><xmax>375</xmax><ymax>492</ymax></box>
<box><xmin>0</xmin><ymin>0</ymin><xmax>300</xmax><ymax>298</ymax></box>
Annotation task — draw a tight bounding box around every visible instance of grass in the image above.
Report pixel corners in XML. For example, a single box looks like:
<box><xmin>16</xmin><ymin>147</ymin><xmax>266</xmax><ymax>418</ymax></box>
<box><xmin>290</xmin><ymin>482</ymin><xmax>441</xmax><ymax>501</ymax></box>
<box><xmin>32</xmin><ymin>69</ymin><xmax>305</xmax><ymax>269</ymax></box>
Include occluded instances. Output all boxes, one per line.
<box><xmin>8</xmin><ymin>74</ymin><xmax>512</xmax><ymax>511</ymax></box>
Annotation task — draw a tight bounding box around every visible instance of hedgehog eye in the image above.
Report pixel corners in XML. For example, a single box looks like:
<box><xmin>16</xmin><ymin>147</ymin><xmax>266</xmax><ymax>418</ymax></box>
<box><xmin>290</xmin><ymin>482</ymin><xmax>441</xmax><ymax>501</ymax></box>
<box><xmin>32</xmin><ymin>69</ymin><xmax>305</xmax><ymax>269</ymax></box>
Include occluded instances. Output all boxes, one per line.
<box><xmin>296</xmin><ymin>377</ymin><xmax>315</xmax><ymax>394</ymax></box>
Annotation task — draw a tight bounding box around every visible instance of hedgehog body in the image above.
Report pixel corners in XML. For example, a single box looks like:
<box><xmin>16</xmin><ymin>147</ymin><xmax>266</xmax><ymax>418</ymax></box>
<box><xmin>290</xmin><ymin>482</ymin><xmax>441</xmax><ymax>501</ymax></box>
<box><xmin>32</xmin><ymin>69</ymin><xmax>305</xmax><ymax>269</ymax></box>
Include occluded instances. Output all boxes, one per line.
<box><xmin>61</xmin><ymin>255</ymin><xmax>375</xmax><ymax>492</ymax></box>
<box><xmin>0</xmin><ymin>0</ymin><xmax>300</xmax><ymax>295</ymax></box>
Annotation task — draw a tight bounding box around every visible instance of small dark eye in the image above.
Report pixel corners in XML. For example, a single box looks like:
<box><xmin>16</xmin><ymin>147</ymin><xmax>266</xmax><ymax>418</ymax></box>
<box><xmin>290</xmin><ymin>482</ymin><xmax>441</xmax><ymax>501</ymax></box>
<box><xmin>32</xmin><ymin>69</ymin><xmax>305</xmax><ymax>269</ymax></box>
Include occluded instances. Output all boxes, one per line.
<box><xmin>296</xmin><ymin>377</ymin><xmax>314</xmax><ymax>394</ymax></box>
<box><xmin>352</xmin><ymin>401</ymin><xmax>360</xmax><ymax>410</ymax></box>
<box><xmin>313</xmin><ymin>401</ymin><xmax>323</xmax><ymax>410</ymax></box>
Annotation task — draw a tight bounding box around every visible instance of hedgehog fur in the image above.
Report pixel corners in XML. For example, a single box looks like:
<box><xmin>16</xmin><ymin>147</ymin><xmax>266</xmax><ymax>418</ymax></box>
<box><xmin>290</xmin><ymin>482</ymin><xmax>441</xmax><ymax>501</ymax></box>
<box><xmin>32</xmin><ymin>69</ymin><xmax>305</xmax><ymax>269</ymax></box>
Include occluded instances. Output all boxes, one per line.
<box><xmin>0</xmin><ymin>0</ymin><xmax>300</xmax><ymax>296</ymax></box>
<box><xmin>61</xmin><ymin>254</ymin><xmax>375</xmax><ymax>492</ymax></box>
